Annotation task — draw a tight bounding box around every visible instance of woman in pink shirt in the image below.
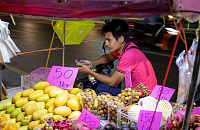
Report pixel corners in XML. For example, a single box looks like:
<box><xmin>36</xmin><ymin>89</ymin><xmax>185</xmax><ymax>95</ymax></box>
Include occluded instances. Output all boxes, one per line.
<box><xmin>76</xmin><ymin>19</ymin><xmax>157</xmax><ymax>96</ymax></box>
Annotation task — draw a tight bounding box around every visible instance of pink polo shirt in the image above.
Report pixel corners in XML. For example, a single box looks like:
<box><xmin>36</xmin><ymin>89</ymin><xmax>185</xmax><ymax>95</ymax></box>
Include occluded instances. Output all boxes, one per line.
<box><xmin>112</xmin><ymin>42</ymin><xmax>157</xmax><ymax>93</ymax></box>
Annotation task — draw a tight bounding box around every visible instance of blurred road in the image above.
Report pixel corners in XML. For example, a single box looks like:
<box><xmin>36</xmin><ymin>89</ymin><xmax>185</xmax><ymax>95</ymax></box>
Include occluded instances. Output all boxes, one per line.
<box><xmin>1</xmin><ymin>14</ymin><xmax>195</xmax><ymax>102</ymax></box>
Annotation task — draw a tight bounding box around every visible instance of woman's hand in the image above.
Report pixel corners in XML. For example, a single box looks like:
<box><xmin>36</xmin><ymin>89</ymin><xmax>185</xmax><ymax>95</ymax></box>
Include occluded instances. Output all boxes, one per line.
<box><xmin>76</xmin><ymin>63</ymin><xmax>92</xmax><ymax>74</ymax></box>
<box><xmin>80</xmin><ymin>60</ymin><xmax>93</xmax><ymax>68</ymax></box>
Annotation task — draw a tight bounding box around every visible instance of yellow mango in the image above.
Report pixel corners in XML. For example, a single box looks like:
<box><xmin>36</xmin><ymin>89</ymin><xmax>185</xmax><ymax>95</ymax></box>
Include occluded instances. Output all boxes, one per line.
<box><xmin>44</xmin><ymin>86</ymin><xmax>57</xmax><ymax>94</ymax></box>
<box><xmin>28</xmin><ymin>120</ymin><xmax>40</xmax><ymax>130</ymax></box>
<box><xmin>45</xmin><ymin>98</ymin><xmax>55</xmax><ymax>109</ymax></box>
<box><xmin>52</xmin><ymin>115</ymin><xmax>63</xmax><ymax>121</ymax></box>
<box><xmin>15</xmin><ymin>97</ymin><xmax>29</xmax><ymax>107</ymax></box>
<box><xmin>15</xmin><ymin>122</ymin><xmax>21</xmax><ymax>128</ymax></box>
<box><xmin>22</xmin><ymin>101</ymin><xmax>36</xmax><ymax>111</ymax></box>
<box><xmin>49</xmin><ymin>88</ymin><xmax>63</xmax><ymax>98</ymax></box>
<box><xmin>21</xmin><ymin>89</ymin><xmax>35</xmax><ymax>97</ymax></box>
<box><xmin>25</xmin><ymin>102</ymin><xmax>45</xmax><ymax>115</ymax></box>
<box><xmin>33</xmin><ymin>124</ymin><xmax>45</xmax><ymax>130</ymax></box>
<box><xmin>54</xmin><ymin>92</ymin><xmax>69</xmax><ymax>107</ymax></box>
<box><xmin>0</xmin><ymin>110</ymin><xmax>6</xmax><ymax>116</ymax></box>
<box><xmin>7</xmin><ymin>118</ymin><xmax>16</xmax><ymax>124</ymax></box>
<box><xmin>67</xmin><ymin>99</ymin><xmax>81</xmax><ymax>111</ymax></box>
<box><xmin>29</xmin><ymin>90</ymin><xmax>44</xmax><ymax>101</ymax></box>
<box><xmin>32</xmin><ymin>109</ymin><xmax>47</xmax><ymax>121</ymax></box>
<box><xmin>6</xmin><ymin>104</ymin><xmax>16</xmax><ymax>113</ymax></box>
<box><xmin>11</xmin><ymin>107</ymin><xmax>22</xmax><ymax>118</ymax></box>
<box><xmin>68</xmin><ymin>111</ymin><xmax>81</xmax><ymax>119</ymax></box>
<box><xmin>36</xmin><ymin>94</ymin><xmax>50</xmax><ymax>102</ymax></box>
<box><xmin>4</xmin><ymin>114</ymin><xmax>11</xmax><ymax>120</ymax></box>
<box><xmin>48</xmin><ymin>104</ymin><xmax>55</xmax><ymax>113</ymax></box>
<box><xmin>68</xmin><ymin>88</ymin><xmax>82</xmax><ymax>95</ymax></box>
<box><xmin>21</xmin><ymin>115</ymin><xmax>32</xmax><ymax>126</ymax></box>
<box><xmin>0</xmin><ymin>99</ymin><xmax>12</xmax><ymax>110</ymax></box>
<box><xmin>16</xmin><ymin>112</ymin><xmax>25</xmax><ymax>122</ymax></box>
<box><xmin>19</xmin><ymin>125</ymin><xmax>28</xmax><ymax>130</ymax></box>
<box><xmin>40</xmin><ymin>113</ymin><xmax>53</xmax><ymax>123</ymax></box>
<box><xmin>33</xmin><ymin>81</ymin><xmax>50</xmax><ymax>90</ymax></box>
<box><xmin>54</xmin><ymin>106</ymin><xmax>71</xmax><ymax>117</ymax></box>
<box><xmin>12</xmin><ymin>92</ymin><xmax>22</xmax><ymax>103</ymax></box>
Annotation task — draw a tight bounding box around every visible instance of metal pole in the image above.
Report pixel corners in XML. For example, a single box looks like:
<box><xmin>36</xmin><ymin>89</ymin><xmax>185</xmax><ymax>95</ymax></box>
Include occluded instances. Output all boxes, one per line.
<box><xmin>0</xmin><ymin>64</ymin><xmax>2</xmax><ymax>101</ymax></box>
<box><xmin>62</xmin><ymin>20</ymin><xmax>65</xmax><ymax>67</ymax></box>
<box><xmin>182</xmin><ymin>37</ymin><xmax>200</xmax><ymax>130</ymax></box>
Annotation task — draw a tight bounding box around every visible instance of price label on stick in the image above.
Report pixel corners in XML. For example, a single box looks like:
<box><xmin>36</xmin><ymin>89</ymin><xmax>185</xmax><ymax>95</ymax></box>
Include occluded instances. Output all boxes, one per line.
<box><xmin>194</xmin><ymin>107</ymin><xmax>200</xmax><ymax>115</ymax></box>
<box><xmin>46</xmin><ymin>66</ymin><xmax>79</xmax><ymax>90</ymax></box>
<box><xmin>137</xmin><ymin>110</ymin><xmax>162</xmax><ymax>130</ymax></box>
<box><xmin>76</xmin><ymin>109</ymin><xmax>101</xmax><ymax>129</ymax></box>
<box><xmin>150</xmin><ymin>85</ymin><xmax>175</xmax><ymax>101</ymax></box>
<box><xmin>125</xmin><ymin>69</ymin><xmax>132</xmax><ymax>88</ymax></box>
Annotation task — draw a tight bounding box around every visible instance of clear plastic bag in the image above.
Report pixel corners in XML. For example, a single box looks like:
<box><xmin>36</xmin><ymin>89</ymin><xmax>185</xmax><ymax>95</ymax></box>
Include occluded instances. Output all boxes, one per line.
<box><xmin>176</xmin><ymin>37</ymin><xmax>199</xmax><ymax>104</ymax></box>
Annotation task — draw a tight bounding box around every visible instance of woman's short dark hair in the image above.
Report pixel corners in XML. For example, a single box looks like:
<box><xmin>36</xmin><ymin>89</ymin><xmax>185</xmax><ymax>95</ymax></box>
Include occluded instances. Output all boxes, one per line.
<box><xmin>101</xmin><ymin>19</ymin><xmax>130</xmax><ymax>43</ymax></box>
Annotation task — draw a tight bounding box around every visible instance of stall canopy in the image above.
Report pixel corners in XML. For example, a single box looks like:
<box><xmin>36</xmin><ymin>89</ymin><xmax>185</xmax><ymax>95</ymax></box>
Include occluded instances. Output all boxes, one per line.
<box><xmin>0</xmin><ymin>0</ymin><xmax>199</xmax><ymax>23</ymax></box>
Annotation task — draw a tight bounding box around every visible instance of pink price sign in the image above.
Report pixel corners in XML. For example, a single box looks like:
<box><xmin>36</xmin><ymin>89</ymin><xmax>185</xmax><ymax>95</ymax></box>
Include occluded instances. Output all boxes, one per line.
<box><xmin>125</xmin><ymin>69</ymin><xmax>132</xmax><ymax>88</ymax></box>
<box><xmin>150</xmin><ymin>85</ymin><xmax>175</xmax><ymax>101</ymax></box>
<box><xmin>194</xmin><ymin>107</ymin><xmax>200</xmax><ymax>115</ymax></box>
<box><xmin>137</xmin><ymin>110</ymin><xmax>162</xmax><ymax>130</ymax></box>
<box><xmin>76</xmin><ymin>109</ymin><xmax>101</xmax><ymax>129</ymax></box>
<box><xmin>46</xmin><ymin>66</ymin><xmax>79</xmax><ymax>90</ymax></box>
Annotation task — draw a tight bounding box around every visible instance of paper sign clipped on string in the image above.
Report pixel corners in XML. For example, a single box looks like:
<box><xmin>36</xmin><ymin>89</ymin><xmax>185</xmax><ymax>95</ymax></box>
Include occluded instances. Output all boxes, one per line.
<box><xmin>76</xmin><ymin>109</ymin><xmax>100</xmax><ymax>129</ymax></box>
<box><xmin>150</xmin><ymin>85</ymin><xmax>175</xmax><ymax>101</ymax></box>
<box><xmin>46</xmin><ymin>66</ymin><xmax>79</xmax><ymax>90</ymax></box>
<box><xmin>137</xmin><ymin>110</ymin><xmax>162</xmax><ymax>130</ymax></box>
<box><xmin>194</xmin><ymin>107</ymin><xmax>200</xmax><ymax>115</ymax></box>
<box><xmin>125</xmin><ymin>69</ymin><xmax>132</xmax><ymax>88</ymax></box>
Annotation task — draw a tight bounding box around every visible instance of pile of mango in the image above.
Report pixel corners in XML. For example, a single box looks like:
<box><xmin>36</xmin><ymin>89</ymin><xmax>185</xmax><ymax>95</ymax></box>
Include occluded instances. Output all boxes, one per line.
<box><xmin>0</xmin><ymin>81</ymin><xmax>83</xmax><ymax>130</ymax></box>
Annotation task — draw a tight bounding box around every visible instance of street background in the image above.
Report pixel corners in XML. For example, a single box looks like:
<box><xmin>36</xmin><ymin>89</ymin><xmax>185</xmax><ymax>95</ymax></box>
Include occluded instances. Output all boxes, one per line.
<box><xmin>0</xmin><ymin>14</ymin><xmax>197</xmax><ymax>102</ymax></box>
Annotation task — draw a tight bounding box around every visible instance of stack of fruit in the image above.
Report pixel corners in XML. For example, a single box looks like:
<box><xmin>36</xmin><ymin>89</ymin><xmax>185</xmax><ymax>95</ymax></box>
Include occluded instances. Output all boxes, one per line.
<box><xmin>0</xmin><ymin>81</ymin><xmax>83</xmax><ymax>130</ymax></box>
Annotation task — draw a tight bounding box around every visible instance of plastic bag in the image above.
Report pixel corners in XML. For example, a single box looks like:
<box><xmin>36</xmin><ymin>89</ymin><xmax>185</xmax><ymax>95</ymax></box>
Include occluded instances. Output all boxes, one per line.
<box><xmin>176</xmin><ymin>37</ymin><xmax>199</xmax><ymax>104</ymax></box>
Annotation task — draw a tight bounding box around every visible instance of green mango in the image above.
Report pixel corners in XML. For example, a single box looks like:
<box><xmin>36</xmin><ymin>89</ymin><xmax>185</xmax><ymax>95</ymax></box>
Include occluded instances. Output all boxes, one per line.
<box><xmin>21</xmin><ymin>115</ymin><xmax>32</xmax><ymax>126</ymax></box>
<box><xmin>0</xmin><ymin>99</ymin><xmax>12</xmax><ymax>110</ymax></box>
<box><xmin>15</xmin><ymin>122</ymin><xmax>21</xmax><ymax>128</ymax></box>
<box><xmin>16</xmin><ymin>112</ymin><xmax>25</xmax><ymax>122</ymax></box>
<box><xmin>19</xmin><ymin>125</ymin><xmax>28</xmax><ymax>130</ymax></box>
<box><xmin>0</xmin><ymin>110</ymin><xmax>6</xmax><ymax>116</ymax></box>
<box><xmin>6</xmin><ymin>104</ymin><xmax>16</xmax><ymax>113</ymax></box>
<box><xmin>4</xmin><ymin>113</ymin><xmax>11</xmax><ymax>119</ymax></box>
<box><xmin>36</xmin><ymin>94</ymin><xmax>50</xmax><ymax>102</ymax></box>
<box><xmin>11</xmin><ymin>107</ymin><xmax>22</xmax><ymax>118</ymax></box>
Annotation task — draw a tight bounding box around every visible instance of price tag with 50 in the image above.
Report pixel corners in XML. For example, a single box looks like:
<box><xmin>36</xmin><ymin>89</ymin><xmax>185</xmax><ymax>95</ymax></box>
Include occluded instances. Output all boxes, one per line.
<box><xmin>137</xmin><ymin>110</ymin><xmax>162</xmax><ymax>130</ymax></box>
<box><xmin>46</xmin><ymin>66</ymin><xmax>79</xmax><ymax>90</ymax></box>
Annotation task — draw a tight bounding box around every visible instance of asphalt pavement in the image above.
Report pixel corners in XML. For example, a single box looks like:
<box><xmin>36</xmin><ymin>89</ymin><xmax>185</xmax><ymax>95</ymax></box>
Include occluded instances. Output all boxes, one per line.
<box><xmin>1</xmin><ymin>14</ymin><xmax>196</xmax><ymax>102</ymax></box>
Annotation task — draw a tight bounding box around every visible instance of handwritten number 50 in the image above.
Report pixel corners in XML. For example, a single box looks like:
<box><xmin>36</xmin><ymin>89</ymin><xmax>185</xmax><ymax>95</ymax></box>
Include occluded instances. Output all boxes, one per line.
<box><xmin>53</xmin><ymin>68</ymin><xmax>73</xmax><ymax>79</ymax></box>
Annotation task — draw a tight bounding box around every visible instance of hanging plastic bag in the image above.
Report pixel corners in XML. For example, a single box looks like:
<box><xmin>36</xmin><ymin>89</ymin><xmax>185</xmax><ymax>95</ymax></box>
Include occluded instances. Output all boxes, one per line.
<box><xmin>176</xmin><ymin>37</ymin><xmax>199</xmax><ymax>104</ymax></box>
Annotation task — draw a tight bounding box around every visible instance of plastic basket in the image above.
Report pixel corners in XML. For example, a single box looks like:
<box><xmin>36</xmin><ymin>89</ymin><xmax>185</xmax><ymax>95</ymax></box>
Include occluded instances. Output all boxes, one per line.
<box><xmin>21</xmin><ymin>75</ymin><xmax>46</xmax><ymax>89</ymax></box>
<box><xmin>52</xmin><ymin>20</ymin><xmax>95</xmax><ymax>45</ymax></box>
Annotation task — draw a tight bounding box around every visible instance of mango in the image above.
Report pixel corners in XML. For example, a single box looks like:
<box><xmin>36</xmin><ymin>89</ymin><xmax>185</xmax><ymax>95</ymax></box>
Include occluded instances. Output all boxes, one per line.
<box><xmin>67</xmin><ymin>99</ymin><xmax>81</xmax><ymax>111</ymax></box>
<box><xmin>33</xmin><ymin>81</ymin><xmax>50</xmax><ymax>90</ymax></box>
<box><xmin>49</xmin><ymin>88</ymin><xmax>63</xmax><ymax>98</ymax></box>
<box><xmin>11</xmin><ymin>107</ymin><xmax>22</xmax><ymax>118</ymax></box>
<box><xmin>32</xmin><ymin>109</ymin><xmax>47</xmax><ymax>121</ymax></box>
<box><xmin>7</xmin><ymin>118</ymin><xmax>16</xmax><ymax>124</ymax></box>
<box><xmin>25</xmin><ymin>102</ymin><xmax>45</xmax><ymax>115</ymax></box>
<box><xmin>68</xmin><ymin>88</ymin><xmax>82</xmax><ymax>95</ymax></box>
<box><xmin>0</xmin><ymin>110</ymin><xmax>6</xmax><ymax>115</ymax></box>
<box><xmin>16</xmin><ymin>112</ymin><xmax>25</xmax><ymax>122</ymax></box>
<box><xmin>54</xmin><ymin>92</ymin><xmax>69</xmax><ymax>107</ymax></box>
<box><xmin>21</xmin><ymin>89</ymin><xmax>35</xmax><ymax>97</ymax></box>
<box><xmin>44</xmin><ymin>86</ymin><xmax>57</xmax><ymax>94</ymax></box>
<box><xmin>29</xmin><ymin>90</ymin><xmax>44</xmax><ymax>101</ymax></box>
<box><xmin>4</xmin><ymin>114</ymin><xmax>11</xmax><ymax>120</ymax></box>
<box><xmin>36</xmin><ymin>94</ymin><xmax>50</xmax><ymax>102</ymax></box>
<box><xmin>69</xmin><ymin>95</ymin><xmax>80</xmax><ymax>102</ymax></box>
<box><xmin>52</xmin><ymin>115</ymin><xmax>63</xmax><ymax>121</ymax></box>
<box><xmin>22</xmin><ymin>101</ymin><xmax>36</xmax><ymax>111</ymax></box>
<box><xmin>21</xmin><ymin>115</ymin><xmax>32</xmax><ymax>126</ymax></box>
<box><xmin>48</xmin><ymin>104</ymin><xmax>55</xmax><ymax>113</ymax></box>
<box><xmin>15</xmin><ymin>97</ymin><xmax>29</xmax><ymax>107</ymax></box>
<box><xmin>94</xmin><ymin>98</ymin><xmax>98</xmax><ymax>110</ymax></box>
<box><xmin>19</xmin><ymin>125</ymin><xmax>28</xmax><ymax>130</ymax></box>
<box><xmin>68</xmin><ymin>111</ymin><xmax>81</xmax><ymax>119</ymax></box>
<box><xmin>0</xmin><ymin>99</ymin><xmax>12</xmax><ymax>110</ymax></box>
<box><xmin>15</xmin><ymin>122</ymin><xmax>21</xmax><ymax>128</ymax></box>
<box><xmin>45</xmin><ymin>98</ymin><xmax>55</xmax><ymax>109</ymax></box>
<box><xmin>54</xmin><ymin>106</ymin><xmax>71</xmax><ymax>117</ymax></box>
<box><xmin>28</xmin><ymin>120</ymin><xmax>40</xmax><ymax>130</ymax></box>
<box><xmin>6</xmin><ymin>104</ymin><xmax>16</xmax><ymax>113</ymax></box>
<box><xmin>40</xmin><ymin>113</ymin><xmax>53</xmax><ymax>123</ymax></box>
<box><xmin>12</xmin><ymin>92</ymin><xmax>22</xmax><ymax>103</ymax></box>
<box><xmin>33</xmin><ymin>124</ymin><xmax>45</xmax><ymax>130</ymax></box>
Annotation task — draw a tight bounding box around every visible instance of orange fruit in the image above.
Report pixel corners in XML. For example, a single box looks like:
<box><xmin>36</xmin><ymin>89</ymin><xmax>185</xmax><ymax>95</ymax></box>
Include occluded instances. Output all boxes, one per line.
<box><xmin>2</xmin><ymin>123</ymin><xmax>18</xmax><ymax>130</ymax></box>
<box><xmin>0</xmin><ymin>116</ymin><xmax>7</xmax><ymax>129</ymax></box>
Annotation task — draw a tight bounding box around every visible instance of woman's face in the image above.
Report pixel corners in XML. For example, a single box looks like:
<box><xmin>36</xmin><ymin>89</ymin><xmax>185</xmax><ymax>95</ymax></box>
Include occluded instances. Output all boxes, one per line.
<box><xmin>104</xmin><ymin>32</ymin><xmax>124</xmax><ymax>53</ymax></box>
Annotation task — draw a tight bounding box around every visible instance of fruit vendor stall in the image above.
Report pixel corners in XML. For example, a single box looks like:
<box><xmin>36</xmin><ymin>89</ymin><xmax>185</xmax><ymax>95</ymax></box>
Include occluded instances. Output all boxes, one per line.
<box><xmin>0</xmin><ymin>0</ymin><xmax>200</xmax><ymax>130</ymax></box>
